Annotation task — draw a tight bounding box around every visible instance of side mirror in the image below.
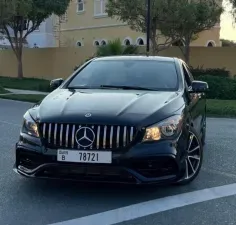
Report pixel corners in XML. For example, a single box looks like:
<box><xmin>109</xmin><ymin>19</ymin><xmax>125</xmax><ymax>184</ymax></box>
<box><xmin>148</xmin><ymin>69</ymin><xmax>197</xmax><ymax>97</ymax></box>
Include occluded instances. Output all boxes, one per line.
<box><xmin>190</xmin><ymin>80</ymin><xmax>209</xmax><ymax>93</ymax></box>
<box><xmin>50</xmin><ymin>78</ymin><xmax>64</xmax><ymax>91</ymax></box>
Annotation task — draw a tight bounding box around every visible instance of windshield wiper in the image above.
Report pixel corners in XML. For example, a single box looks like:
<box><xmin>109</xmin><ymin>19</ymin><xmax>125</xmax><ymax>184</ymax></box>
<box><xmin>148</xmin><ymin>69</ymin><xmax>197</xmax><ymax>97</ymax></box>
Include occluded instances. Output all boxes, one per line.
<box><xmin>100</xmin><ymin>85</ymin><xmax>156</xmax><ymax>91</ymax></box>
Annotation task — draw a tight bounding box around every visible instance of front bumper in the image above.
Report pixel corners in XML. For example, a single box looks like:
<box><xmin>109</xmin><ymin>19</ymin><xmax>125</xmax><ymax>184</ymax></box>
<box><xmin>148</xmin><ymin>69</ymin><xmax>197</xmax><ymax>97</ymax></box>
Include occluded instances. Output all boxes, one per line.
<box><xmin>14</xmin><ymin>133</ymin><xmax>187</xmax><ymax>185</ymax></box>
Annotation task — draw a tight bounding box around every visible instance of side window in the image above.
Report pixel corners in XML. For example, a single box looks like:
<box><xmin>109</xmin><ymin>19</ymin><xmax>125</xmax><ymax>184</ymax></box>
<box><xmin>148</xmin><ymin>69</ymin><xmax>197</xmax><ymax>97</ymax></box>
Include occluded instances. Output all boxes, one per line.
<box><xmin>182</xmin><ymin>64</ymin><xmax>191</xmax><ymax>87</ymax></box>
<box><xmin>184</xmin><ymin>64</ymin><xmax>194</xmax><ymax>82</ymax></box>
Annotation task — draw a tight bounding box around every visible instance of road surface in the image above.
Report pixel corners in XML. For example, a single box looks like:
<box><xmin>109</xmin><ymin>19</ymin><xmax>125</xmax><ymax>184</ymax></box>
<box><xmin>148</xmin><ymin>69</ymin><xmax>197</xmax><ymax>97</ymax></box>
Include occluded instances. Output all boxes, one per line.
<box><xmin>1</xmin><ymin>99</ymin><xmax>236</xmax><ymax>225</ymax></box>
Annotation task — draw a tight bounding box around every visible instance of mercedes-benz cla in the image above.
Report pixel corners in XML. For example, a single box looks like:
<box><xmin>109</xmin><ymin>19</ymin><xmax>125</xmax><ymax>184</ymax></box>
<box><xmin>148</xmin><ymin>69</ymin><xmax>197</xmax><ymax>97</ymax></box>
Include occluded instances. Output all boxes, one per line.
<box><xmin>14</xmin><ymin>56</ymin><xmax>208</xmax><ymax>185</ymax></box>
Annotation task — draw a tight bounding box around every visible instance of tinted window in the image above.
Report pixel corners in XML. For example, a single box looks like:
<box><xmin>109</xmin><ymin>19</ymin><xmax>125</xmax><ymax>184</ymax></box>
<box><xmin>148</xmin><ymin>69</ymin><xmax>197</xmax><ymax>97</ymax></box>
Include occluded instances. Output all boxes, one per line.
<box><xmin>184</xmin><ymin>64</ymin><xmax>194</xmax><ymax>81</ymax></box>
<box><xmin>182</xmin><ymin>65</ymin><xmax>191</xmax><ymax>87</ymax></box>
<box><xmin>67</xmin><ymin>60</ymin><xmax>179</xmax><ymax>91</ymax></box>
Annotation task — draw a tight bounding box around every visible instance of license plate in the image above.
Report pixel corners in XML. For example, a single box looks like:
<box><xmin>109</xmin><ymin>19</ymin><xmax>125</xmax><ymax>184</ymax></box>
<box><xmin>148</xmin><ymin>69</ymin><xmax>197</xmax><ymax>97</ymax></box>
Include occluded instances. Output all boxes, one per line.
<box><xmin>57</xmin><ymin>149</ymin><xmax>112</xmax><ymax>164</ymax></box>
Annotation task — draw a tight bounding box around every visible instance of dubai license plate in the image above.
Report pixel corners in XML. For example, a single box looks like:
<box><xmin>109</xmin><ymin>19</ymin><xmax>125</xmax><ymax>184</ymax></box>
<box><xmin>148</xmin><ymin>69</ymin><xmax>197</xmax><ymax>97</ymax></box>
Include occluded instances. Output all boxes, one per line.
<box><xmin>57</xmin><ymin>149</ymin><xmax>112</xmax><ymax>164</ymax></box>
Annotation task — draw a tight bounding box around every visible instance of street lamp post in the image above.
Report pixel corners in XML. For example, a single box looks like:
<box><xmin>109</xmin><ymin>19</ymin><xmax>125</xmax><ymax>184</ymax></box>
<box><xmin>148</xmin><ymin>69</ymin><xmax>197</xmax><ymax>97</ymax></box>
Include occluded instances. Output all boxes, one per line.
<box><xmin>146</xmin><ymin>0</ymin><xmax>151</xmax><ymax>56</ymax></box>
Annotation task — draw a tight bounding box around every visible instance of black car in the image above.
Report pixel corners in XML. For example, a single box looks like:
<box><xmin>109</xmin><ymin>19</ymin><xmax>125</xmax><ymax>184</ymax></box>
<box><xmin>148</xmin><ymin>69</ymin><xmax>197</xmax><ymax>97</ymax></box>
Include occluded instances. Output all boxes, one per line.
<box><xmin>13</xmin><ymin>56</ymin><xmax>208</xmax><ymax>185</ymax></box>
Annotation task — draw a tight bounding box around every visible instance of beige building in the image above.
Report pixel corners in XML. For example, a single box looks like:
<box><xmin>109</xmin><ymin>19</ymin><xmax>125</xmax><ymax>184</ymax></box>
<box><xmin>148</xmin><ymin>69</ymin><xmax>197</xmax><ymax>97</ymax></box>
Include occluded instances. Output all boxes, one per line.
<box><xmin>54</xmin><ymin>0</ymin><xmax>222</xmax><ymax>48</ymax></box>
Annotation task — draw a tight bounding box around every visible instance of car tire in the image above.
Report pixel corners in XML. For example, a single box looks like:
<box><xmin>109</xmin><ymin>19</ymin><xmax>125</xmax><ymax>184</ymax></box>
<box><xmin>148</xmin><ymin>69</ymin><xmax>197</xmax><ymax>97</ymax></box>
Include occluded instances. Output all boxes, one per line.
<box><xmin>175</xmin><ymin>126</ymin><xmax>203</xmax><ymax>185</ymax></box>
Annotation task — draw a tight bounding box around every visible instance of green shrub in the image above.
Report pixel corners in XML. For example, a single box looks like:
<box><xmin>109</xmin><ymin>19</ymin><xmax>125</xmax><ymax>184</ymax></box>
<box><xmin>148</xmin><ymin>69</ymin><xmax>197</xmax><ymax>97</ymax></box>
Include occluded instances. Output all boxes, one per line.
<box><xmin>96</xmin><ymin>38</ymin><xmax>139</xmax><ymax>57</ymax></box>
<box><xmin>191</xmin><ymin>66</ymin><xmax>230</xmax><ymax>78</ymax></box>
<box><xmin>196</xmin><ymin>75</ymin><xmax>236</xmax><ymax>100</ymax></box>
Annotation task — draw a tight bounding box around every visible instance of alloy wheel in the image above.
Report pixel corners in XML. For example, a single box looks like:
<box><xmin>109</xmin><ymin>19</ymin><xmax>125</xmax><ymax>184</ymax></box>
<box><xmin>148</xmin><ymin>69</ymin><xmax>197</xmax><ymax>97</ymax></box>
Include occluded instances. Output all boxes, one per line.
<box><xmin>184</xmin><ymin>131</ymin><xmax>202</xmax><ymax>180</ymax></box>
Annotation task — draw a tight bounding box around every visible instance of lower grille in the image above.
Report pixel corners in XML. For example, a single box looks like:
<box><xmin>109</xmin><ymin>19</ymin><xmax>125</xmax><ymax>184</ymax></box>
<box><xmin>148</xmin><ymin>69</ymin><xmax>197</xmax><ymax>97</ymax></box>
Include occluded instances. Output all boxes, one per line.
<box><xmin>39</xmin><ymin>123</ymin><xmax>137</xmax><ymax>150</ymax></box>
<box><xmin>37</xmin><ymin>165</ymin><xmax>137</xmax><ymax>183</ymax></box>
<box><xmin>130</xmin><ymin>157</ymin><xmax>178</xmax><ymax>178</ymax></box>
<box><xmin>17</xmin><ymin>150</ymin><xmax>55</xmax><ymax>170</ymax></box>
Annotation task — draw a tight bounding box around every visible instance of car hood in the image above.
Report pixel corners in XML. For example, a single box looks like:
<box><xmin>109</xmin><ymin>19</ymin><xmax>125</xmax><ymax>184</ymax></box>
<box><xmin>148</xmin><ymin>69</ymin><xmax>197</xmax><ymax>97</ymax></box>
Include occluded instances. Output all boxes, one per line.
<box><xmin>30</xmin><ymin>89</ymin><xmax>185</xmax><ymax>127</ymax></box>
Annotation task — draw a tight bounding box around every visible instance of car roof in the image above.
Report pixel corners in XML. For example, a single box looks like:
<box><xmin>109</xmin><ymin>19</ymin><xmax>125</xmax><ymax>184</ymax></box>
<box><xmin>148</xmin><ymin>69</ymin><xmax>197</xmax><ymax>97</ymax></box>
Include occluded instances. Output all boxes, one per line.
<box><xmin>93</xmin><ymin>55</ymin><xmax>178</xmax><ymax>62</ymax></box>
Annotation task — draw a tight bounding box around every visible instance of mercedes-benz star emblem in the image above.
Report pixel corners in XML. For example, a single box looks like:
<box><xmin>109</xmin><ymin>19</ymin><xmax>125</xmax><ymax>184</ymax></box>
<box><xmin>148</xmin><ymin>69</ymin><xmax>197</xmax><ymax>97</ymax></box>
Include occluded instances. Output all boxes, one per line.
<box><xmin>85</xmin><ymin>113</ymin><xmax>92</xmax><ymax>117</ymax></box>
<box><xmin>75</xmin><ymin>127</ymin><xmax>95</xmax><ymax>148</ymax></box>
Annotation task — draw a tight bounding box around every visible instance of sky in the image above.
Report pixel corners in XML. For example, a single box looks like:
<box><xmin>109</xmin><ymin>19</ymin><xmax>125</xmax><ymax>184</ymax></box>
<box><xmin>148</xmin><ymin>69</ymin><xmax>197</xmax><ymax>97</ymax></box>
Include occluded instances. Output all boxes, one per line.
<box><xmin>220</xmin><ymin>0</ymin><xmax>236</xmax><ymax>40</ymax></box>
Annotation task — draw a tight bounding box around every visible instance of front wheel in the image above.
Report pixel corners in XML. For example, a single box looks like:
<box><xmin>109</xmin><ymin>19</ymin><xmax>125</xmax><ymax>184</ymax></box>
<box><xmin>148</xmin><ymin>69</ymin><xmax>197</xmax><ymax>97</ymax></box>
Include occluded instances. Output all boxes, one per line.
<box><xmin>176</xmin><ymin>127</ymin><xmax>203</xmax><ymax>185</ymax></box>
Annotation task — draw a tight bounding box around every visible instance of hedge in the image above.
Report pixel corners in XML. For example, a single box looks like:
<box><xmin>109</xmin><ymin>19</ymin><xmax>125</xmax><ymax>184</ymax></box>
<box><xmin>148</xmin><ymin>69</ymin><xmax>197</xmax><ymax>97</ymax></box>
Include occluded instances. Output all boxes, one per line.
<box><xmin>190</xmin><ymin>66</ymin><xmax>230</xmax><ymax>78</ymax></box>
<box><xmin>196</xmin><ymin>75</ymin><xmax>236</xmax><ymax>100</ymax></box>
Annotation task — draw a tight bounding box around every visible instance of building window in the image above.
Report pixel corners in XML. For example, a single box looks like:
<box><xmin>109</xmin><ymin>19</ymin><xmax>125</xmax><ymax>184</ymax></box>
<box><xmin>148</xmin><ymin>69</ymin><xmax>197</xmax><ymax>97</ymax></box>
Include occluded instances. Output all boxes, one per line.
<box><xmin>76</xmin><ymin>41</ymin><xmax>83</xmax><ymax>47</ymax></box>
<box><xmin>206</xmin><ymin>40</ymin><xmax>216</xmax><ymax>47</ymax></box>
<box><xmin>123</xmin><ymin>37</ymin><xmax>132</xmax><ymax>46</ymax></box>
<box><xmin>94</xmin><ymin>0</ymin><xmax>107</xmax><ymax>16</ymax></box>
<box><xmin>77</xmin><ymin>0</ymin><xmax>84</xmax><ymax>12</ymax></box>
<box><xmin>101</xmin><ymin>40</ymin><xmax>107</xmax><ymax>45</ymax></box>
<box><xmin>94</xmin><ymin>40</ymin><xmax>100</xmax><ymax>46</ymax></box>
<box><xmin>136</xmin><ymin>37</ymin><xmax>145</xmax><ymax>46</ymax></box>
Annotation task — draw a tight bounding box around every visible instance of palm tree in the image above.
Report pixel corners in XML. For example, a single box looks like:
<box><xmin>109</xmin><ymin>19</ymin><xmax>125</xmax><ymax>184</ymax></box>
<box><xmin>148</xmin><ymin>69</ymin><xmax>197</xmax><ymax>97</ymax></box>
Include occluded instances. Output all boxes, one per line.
<box><xmin>96</xmin><ymin>38</ymin><xmax>139</xmax><ymax>56</ymax></box>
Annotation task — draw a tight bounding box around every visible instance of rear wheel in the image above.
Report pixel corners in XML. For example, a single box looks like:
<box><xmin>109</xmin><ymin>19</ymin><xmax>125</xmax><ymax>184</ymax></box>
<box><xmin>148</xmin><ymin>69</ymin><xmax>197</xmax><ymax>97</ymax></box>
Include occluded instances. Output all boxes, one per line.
<box><xmin>176</xmin><ymin>127</ymin><xmax>203</xmax><ymax>185</ymax></box>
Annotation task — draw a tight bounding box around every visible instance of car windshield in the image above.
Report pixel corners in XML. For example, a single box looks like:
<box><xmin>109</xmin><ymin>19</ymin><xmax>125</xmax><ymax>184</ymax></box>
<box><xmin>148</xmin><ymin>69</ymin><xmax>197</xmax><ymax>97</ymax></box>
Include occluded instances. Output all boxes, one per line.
<box><xmin>67</xmin><ymin>59</ymin><xmax>179</xmax><ymax>91</ymax></box>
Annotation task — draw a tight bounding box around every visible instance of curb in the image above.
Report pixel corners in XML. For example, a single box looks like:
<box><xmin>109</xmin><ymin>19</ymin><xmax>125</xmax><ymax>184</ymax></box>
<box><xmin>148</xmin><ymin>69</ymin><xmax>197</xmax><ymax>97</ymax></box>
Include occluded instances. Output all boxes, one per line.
<box><xmin>5</xmin><ymin>88</ymin><xmax>49</xmax><ymax>95</ymax></box>
<box><xmin>0</xmin><ymin>93</ymin><xmax>13</xmax><ymax>96</ymax></box>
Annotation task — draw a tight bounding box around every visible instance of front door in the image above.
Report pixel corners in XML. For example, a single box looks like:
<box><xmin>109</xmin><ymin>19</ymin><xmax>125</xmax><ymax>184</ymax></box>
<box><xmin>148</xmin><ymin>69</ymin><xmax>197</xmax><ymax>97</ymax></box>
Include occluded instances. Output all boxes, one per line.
<box><xmin>182</xmin><ymin>63</ymin><xmax>204</xmax><ymax>135</ymax></box>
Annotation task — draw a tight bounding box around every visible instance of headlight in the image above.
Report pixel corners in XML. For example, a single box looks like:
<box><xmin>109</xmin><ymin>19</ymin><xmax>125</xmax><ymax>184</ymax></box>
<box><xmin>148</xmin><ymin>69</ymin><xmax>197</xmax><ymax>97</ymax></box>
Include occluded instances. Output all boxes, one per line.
<box><xmin>21</xmin><ymin>111</ymin><xmax>39</xmax><ymax>137</ymax></box>
<box><xmin>142</xmin><ymin>115</ymin><xmax>183</xmax><ymax>142</ymax></box>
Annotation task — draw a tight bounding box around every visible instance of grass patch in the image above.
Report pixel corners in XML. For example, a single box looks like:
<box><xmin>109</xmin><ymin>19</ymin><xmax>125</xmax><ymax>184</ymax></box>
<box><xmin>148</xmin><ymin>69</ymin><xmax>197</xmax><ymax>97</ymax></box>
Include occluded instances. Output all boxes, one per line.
<box><xmin>0</xmin><ymin>94</ymin><xmax>45</xmax><ymax>103</ymax></box>
<box><xmin>0</xmin><ymin>85</ymin><xmax>10</xmax><ymax>94</ymax></box>
<box><xmin>207</xmin><ymin>99</ymin><xmax>236</xmax><ymax>117</ymax></box>
<box><xmin>0</xmin><ymin>76</ymin><xmax>51</xmax><ymax>92</ymax></box>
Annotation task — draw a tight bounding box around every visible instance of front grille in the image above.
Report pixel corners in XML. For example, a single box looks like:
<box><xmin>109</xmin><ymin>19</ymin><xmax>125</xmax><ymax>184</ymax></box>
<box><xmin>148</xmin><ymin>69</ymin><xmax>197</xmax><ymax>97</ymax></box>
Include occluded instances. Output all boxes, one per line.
<box><xmin>39</xmin><ymin>123</ymin><xmax>138</xmax><ymax>150</ymax></box>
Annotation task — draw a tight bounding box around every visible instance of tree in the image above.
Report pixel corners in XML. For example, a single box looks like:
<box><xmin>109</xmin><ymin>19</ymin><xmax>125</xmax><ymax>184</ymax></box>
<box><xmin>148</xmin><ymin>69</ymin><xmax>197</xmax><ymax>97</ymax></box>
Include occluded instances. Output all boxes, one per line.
<box><xmin>106</xmin><ymin>0</ymin><xmax>180</xmax><ymax>55</ymax></box>
<box><xmin>0</xmin><ymin>0</ymin><xmax>15</xmax><ymax>35</ymax></box>
<box><xmin>220</xmin><ymin>38</ymin><xmax>236</xmax><ymax>46</ymax></box>
<box><xmin>0</xmin><ymin>0</ymin><xmax>71</xmax><ymax>78</ymax></box>
<box><xmin>159</xmin><ymin>0</ymin><xmax>223</xmax><ymax>64</ymax></box>
<box><xmin>228</xmin><ymin>0</ymin><xmax>236</xmax><ymax>21</ymax></box>
<box><xmin>106</xmin><ymin>0</ymin><xmax>223</xmax><ymax>63</ymax></box>
<box><xmin>0</xmin><ymin>0</ymin><xmax>15</xmax><ymax>23</ymax></box>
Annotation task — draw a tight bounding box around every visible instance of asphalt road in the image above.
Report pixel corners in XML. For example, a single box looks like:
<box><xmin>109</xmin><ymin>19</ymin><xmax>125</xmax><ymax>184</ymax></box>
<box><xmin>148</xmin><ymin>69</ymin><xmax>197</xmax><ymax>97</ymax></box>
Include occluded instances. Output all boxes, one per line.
<box><xmin>1</xmin><ymin>99</ymin><xmax>236</xmax><ymax>225</ymax></box>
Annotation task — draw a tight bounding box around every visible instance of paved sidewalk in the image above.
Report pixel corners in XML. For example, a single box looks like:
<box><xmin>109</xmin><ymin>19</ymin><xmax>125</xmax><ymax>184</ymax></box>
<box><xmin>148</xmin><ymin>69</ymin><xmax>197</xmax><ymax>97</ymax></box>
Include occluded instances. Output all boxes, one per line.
<box><xmin>5</xmin><ymin>88</ymin><xmax>49</xmax><ymax>95</ymax></box>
